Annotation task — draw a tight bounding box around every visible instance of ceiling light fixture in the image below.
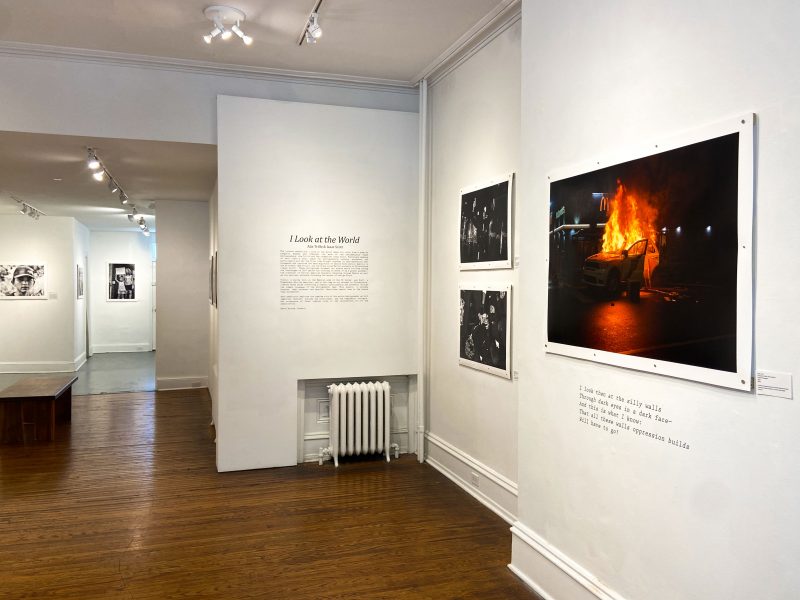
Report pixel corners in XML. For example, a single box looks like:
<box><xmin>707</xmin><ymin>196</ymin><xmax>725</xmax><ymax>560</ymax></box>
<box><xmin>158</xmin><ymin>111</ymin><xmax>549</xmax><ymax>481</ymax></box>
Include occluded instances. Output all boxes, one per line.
<box><xmin>298</xmin><ymin>1</ymin><xmax>324</xmax><ymax>46</ymax></box>
<box><xmin>87</xmin><ymin>147</ymin><xmax>143</xmax><ymax>231</ymax></box>
<box><xmin>87</xmin><ymin>150</ymin><xmax>101</xmax><ymax>171</ymax></box>
<box><xmin>13</xmin><ymin>196</ymin><xmax>45</xmax><ymax>220</ymax></box>
<box><xmin>204</xmin><ymin>25</ymin><xmax>223</xmax><ymax>44</ymax></box>
<box><xmin>203</xmin><ymin>6</ymin><xmax>252</xmax><ymax>46</ymax></box>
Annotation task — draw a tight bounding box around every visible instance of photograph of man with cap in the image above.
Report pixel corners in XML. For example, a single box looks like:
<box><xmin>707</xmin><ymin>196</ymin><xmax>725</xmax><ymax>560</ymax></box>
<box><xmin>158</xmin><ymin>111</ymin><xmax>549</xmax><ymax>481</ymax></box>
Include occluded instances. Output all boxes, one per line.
<box><xmin>0</xmin><ymin>264</ymin><xmax>46</xmax><ymax>298</ymax></box>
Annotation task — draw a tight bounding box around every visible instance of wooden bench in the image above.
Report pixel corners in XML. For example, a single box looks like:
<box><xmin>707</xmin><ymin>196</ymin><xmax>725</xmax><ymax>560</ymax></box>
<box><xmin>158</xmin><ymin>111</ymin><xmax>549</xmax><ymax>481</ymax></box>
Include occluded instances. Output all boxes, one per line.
<box><xmin>0</xmin><ymin>375</ymin><xmax>78</xmax><ymax>443</ymax></box>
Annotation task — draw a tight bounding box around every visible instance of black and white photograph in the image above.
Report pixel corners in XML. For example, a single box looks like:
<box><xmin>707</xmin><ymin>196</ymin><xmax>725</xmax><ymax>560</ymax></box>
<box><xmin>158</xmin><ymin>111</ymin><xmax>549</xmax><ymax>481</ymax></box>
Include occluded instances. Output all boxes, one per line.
<box><xmin>460</xmin><ymin>174</ymin><xmax>513</xmax><ymax>270</ymax></box>
<box><xmin>546</xmin><ymin>114</ymin><xmax>753</xmax><ymax>389</ymax></box>
<box><xmin>459</xmin><ymin>283</ymin><xmax>511</xmax><ymax>378</ymax></box>
<box><xmin>76</xmin><ymin>264</ymin><xmax>85</xmax><ymax>300</ymax></box>
<box><xmin>108</xmin><ymin>263</ymin><xmax>136</xmax><ymax>301</ymax></box>
<box><xmin>0</xmin><ymin>264</ymin><xmax>46</xmax><ymax>299</ymax></box>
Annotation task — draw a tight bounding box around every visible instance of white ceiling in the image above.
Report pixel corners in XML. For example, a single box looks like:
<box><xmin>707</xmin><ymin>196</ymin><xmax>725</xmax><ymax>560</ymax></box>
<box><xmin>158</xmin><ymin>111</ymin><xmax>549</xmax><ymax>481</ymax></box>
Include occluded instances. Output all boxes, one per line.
<box><xmin>0</xmin><ymin>1</ymin><xmax>509</xmax><ymax>231</ymax></box>
<box><xmin>0</xmin><ymin>131</ymin><xmax>217</xmax><ymax>232</ymax></box>
<box><xmin>0</xmin><ymin>0</ymin><xmax>508</xmax><ymax>83</ymax></box>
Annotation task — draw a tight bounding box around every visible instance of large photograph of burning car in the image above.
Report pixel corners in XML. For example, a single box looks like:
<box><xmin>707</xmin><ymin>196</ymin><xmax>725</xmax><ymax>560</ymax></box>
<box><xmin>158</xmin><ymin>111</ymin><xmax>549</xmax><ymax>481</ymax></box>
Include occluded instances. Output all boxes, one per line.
<box><xmin>547</xmin><ymin>132</ymin><xmax>742</xmax><ymax>375</ymax></box>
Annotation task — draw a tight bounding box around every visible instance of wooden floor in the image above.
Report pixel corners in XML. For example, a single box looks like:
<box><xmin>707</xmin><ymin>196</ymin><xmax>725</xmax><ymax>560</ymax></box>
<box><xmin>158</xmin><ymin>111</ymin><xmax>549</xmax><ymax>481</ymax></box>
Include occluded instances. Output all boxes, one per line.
<box><xmin>0</xmin><ymin>389</ymin><xmax>536</xmax><ymax>599</ymax></box>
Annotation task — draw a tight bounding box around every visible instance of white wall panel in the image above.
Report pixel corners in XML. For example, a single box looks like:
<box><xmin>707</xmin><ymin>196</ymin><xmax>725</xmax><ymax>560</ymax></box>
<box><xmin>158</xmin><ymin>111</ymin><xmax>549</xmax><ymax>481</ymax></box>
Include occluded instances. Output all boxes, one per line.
<box><xmin>0</xmin><ymin>216</ymin><xmax>76</xmax><ymax>372</ymax></box>
<box><xmin>513</xmin><ymin>1</ymin><xmax>800</xmax><ymax>599</ymax></box>
<box><xmin>427</xmin><ymin>21</ymin><xmax>521</xmax><ymax>487</ymax></box>
<box><xmin>155</xmin><ymin>200</ymin><xmax>209</xmax><ymax>389</ymax></box>
<box><xmin>216</xmin><ymin>96</ymin><xmax>419</xmax><ymax>470</ymax></box>
<box><xmin>89</xmin><ymin>231</ymin><xmax>154</xmax><ymax>354</ymax></box>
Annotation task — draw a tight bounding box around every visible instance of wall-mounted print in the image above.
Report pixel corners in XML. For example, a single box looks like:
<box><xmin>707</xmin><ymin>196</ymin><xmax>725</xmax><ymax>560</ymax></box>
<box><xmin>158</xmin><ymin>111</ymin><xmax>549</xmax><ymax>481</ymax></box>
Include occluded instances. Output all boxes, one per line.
<box><xmin>546</xmin><ymin>114</ymin><xmax>754</xmax><ymax>390</ymax></box>
<box><xmin>460</xmin><ymin>173</ymin><xmax>513</xmax><ymax>270</ymax></box>
<box><xmin>459</xmin><ymin>283</ymin><xmax>511</xmax><ymax>379</ymax></box>
<box><xmin>108</xmin><ymin>263</ymin><xmax>136</xmax><ymax>301</ymax></box>
<box><xmin>212</xmin><ymin>251</ymin><xmax>218</xmax><ymax>307</ymax></box>
<box><xmin>76</xmin><ymin>264</ymin><xmax>85</xmax><ymax>300</ymax></box>
<box><xmin>0</xmin><ymin>264</ymin><xmax>46</xmax><ymax>299</ymax></box>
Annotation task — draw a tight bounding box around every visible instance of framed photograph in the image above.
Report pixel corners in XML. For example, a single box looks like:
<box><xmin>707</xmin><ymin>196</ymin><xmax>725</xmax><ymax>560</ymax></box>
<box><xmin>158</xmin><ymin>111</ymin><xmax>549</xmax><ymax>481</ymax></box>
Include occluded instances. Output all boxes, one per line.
<box><xmin>546</xmin><ymin>114</ymin><xmax>754</xmax><ymax>390</ymax></box>
<box><xmin>76</xmin><ymin>264</ymin><xmax>85</xmax><ymax>300</ymax></box>
<box><xmin>108</xmin><ymin>263</ymin><xmax>136</xmax><ymax>301</ymax></box>
<box><xmin>209</xmin><ymin>255</ymin><xmax>214</xmax><ymax>305</ymax></box>
<box><xmin>212</xmin><ymin>251</ymin><xmax>218</xmax><ymax>307</ymax></box>
<box><xmin>0</xmin><ymin>264</ymin><xmax>46</xmax><ymax>299</ymax></box>
<box><xmin>459</xmin><ymin>283</ymin><xmax>511</xmax><ymax>378</ymax></box>
<box><xmin>460</xmin><ymin>173</ymin><xmax>513</xmax><ymax>270</ymax></box>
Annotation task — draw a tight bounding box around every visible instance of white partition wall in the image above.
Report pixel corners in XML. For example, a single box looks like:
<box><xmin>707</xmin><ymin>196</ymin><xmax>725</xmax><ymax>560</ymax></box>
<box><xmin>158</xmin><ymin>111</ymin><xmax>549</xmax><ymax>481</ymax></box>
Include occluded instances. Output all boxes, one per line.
<box><xmin>216</xmin><ymin>96</ymin><xmax>419</xmax><ymax>471</ymax></box>
<box><xmin>89</xmin><ymin>231</ymin><xmax>154</xmax><ymax>354</ymax></box>
<box><xmin>0</xmin><ymin>216</ymin><xmax>77</xmax><ymax>372</ymax></box>
<box><xmin>512</xmin><ymin>1</ymin><xmax>800</xmax><ymax>600</ymax></box>
<box><xmin>155</xmin><ymin>199</ymin><xmax>210</xmax><ymax>390</ymax></box>
<box><xmin>425</xmin><ymin>19</ymin><xmax>521</xmax><ymax>522</ymax></box>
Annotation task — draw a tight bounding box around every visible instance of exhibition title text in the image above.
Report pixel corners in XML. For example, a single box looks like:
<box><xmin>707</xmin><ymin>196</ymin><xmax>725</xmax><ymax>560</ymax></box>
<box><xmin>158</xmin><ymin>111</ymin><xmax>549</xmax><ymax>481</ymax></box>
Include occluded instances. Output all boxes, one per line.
<box><xmin>289</xmin><ymin>235</ymin><xmax>360</xmax><ymax>244</ymax></box>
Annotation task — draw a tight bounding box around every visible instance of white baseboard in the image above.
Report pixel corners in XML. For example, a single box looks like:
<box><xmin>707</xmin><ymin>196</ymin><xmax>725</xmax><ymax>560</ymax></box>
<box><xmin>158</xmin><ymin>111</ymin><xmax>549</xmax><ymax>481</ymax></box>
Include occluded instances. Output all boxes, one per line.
<box><xmin>510</xmin><ymin>521</ymin><xmax>628</xmax><ymax>600</ymax></box>
<box><xmin>91</xmin><ymin>343</ymin><xmax>152</xmax><ymax>353</ymax></box>
<box><xmin>73</xmin><ymin>352</ymin><xmax>87</xmax><ymax>371</ymax></box>
<box><xmin>424</xmin><ymin>432</ymin><xmax>517</xmax><ymax>524</ymax></box>
<box><xmin>156</xmin><ymin>376</ymin><xmax>209</xmax><ymax>391</ymax></box>
<box><xmin>0</xmin><ymin>360</ymin><xmax>76</xmax><ymax>373</ymax></box>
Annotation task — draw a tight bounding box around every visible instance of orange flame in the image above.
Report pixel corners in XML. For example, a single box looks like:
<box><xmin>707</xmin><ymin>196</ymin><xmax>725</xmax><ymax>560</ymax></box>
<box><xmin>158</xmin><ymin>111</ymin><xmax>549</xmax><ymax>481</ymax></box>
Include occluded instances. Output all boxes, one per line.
<box><xmin>601</xmin><ymin>180</ymin><xmax>659</xmax><ymax>253</ymax></box>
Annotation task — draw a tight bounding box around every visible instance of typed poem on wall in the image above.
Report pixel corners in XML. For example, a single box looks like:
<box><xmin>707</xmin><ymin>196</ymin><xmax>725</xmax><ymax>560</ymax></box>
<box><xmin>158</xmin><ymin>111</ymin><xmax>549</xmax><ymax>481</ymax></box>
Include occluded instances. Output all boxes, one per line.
<box><xmin>577</xmin><ymin>384</ymin><xmax>690</xmax><ymax>450</ymax></box>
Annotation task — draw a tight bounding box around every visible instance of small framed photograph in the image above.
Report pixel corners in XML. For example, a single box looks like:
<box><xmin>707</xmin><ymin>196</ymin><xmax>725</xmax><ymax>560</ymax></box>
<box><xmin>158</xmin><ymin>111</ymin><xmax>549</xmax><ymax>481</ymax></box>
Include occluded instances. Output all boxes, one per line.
<box><xmin>459</xmin><ymin>283</ymin><xmax>511</xmax><ymax>379</ymax></box>
<box><xmin>460</xmin><ymin>173</ymin><xmax>513</xmax><ymax>270</ymax></box>
<box><xmin>76</xmin><ymin>264</ymin><xmax>85</xmax><ymax>300</ymax></box>
<box><xmin>0</xmin><ymin>264</ymin><xmax>47</xmax><ymax>299</ymax></box>
<box><xmin>108</xmin><ymin>263</ymin><xmax>136</xmax><ymax>301</ymax></box>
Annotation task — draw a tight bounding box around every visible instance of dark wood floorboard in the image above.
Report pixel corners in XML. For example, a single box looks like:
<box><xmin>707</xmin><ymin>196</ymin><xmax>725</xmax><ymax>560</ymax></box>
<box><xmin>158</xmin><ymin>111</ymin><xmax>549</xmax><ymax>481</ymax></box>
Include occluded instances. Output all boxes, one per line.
<box><xmin>0</xmin><ymin>390</ymin><xmax>536</xmax><ymax>599</ymax></box>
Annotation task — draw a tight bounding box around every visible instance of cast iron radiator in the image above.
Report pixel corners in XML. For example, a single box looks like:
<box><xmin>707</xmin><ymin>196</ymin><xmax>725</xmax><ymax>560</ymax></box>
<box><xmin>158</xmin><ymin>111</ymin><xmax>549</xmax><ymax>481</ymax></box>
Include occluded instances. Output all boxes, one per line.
<box><xmin>322</xmin><ymin>381</ymin><xmax>399</xmax><ymax>467</ymax></box>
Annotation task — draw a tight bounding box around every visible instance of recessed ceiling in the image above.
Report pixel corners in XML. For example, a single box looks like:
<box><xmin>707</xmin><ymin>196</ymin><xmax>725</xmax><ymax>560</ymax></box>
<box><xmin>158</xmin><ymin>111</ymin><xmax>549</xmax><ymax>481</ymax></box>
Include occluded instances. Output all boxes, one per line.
<box><xmin>0</xmin><ymin>0</ymin><xmax>508</xmax><ymax>83</ymax></box>
<box><xmin>0</xmin><ymin>131</ymin><xmax>216</xmax><ymax>232</ymax></box>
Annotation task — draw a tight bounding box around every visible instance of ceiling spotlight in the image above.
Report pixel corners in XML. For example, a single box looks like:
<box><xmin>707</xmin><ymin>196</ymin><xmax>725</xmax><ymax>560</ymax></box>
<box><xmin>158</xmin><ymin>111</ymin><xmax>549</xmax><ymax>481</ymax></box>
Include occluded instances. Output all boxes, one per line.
<box><xmin>127</xmin><ymin>214</ymin><xmax>135</xmax><ymax>222</ymax></box>
<box><xmin>143</xmin><ymin>230</ymin><xmax>151</xmax><ymax>237</ymax></box>
<box><xmin>203</xmin><ymin>6</ymin><xmax>252</xmax><ymax>46</ymax></box>
<box><xmin>204</xmin><ymin>25</ymin><xmax>222</xmax><ymax>44</ymax></box>
<box><xmin>119</xmin><ymin>191</ymin><xmax>128</xmax><ymax>205</ymax></box>
<box><xmin>87</xmin><ymin>150</ymin><xmax>101</xmax><ymax>170</ymax></box>
<box><xmin>108</xmin><ymin>179</ymin><xmax>119</xmax><ymax>194</ymax></box>
<box><xmin>92</xmin><ymin>170</ymin><xmax>105</xmax><ymax>182</ymax></box>
<box><xmin>138</xmin><ymin>217</ymin><xmax>147</xmax><ymax>230</ymax></box>
<box><xmin>232</xmin><ymin>23</ymin><xmax>253</xmax><ymax>45</ymax></box>
<box><xmin>18</xmin><ymin>204</ymin><xmax>27</xmax><ymax>215</ymax></box>
<box><xmin>307</xmin><ymin>12</ymin><xmax>322</xmax><ymax>39</ymax></box>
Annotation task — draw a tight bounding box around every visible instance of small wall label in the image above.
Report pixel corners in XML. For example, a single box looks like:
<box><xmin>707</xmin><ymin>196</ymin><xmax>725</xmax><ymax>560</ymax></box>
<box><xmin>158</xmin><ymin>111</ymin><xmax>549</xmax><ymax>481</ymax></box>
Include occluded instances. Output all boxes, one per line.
<box><xmin>756</xmin><ymin>370</ymin><xmax>792</xmax><ymax>399</ymax></box>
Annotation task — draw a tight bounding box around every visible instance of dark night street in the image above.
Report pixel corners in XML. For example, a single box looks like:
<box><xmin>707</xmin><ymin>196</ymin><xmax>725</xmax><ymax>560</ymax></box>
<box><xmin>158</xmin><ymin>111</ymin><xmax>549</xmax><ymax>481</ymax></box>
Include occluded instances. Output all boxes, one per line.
<box><xmin>548</xmin><ymin>284</ymin><xmax>736</xmax><ymax>371</ymax></box>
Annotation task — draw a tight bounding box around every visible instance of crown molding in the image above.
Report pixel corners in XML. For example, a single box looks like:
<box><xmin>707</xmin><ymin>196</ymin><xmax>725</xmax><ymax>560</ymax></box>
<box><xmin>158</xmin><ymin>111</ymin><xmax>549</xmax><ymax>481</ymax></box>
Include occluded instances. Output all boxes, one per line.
<box><xmin>413</xmin><ymin>0</ymin><xmax>521</xmax><ymax>86</ymax></box>
<box><xmin>0</xmin><ymin>41</ymin><xmax>418</xmax><ymax>94</ymax></box>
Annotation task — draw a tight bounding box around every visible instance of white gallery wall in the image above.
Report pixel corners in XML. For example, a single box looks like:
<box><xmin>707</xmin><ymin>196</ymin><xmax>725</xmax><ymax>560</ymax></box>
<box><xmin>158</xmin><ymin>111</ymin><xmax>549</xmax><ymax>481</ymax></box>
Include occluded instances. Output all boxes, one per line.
<box><xmin>89</xmin><ymin>231</ymin><xmax>154</xmax><ymax>354</ymax></box>
<box><xmin>512</xmin><ymin>1</ymin><xmax>800</xmax><ymax>600</ymax></box>
<box><xmin>155</xmin><ymin>199</ymin><xmax>210</xmax><ymax>390</ymax></box>
<box><xmin>208</xmin><ymin>186</ymin><xmax>219</xmax><ymax>426</ymax></box>
<box><xmin>72</xmin><ymin>220</ymin><xmax>90</xmax><ymax>367</ymax></box>
<box><xmin>0</xmin><ymin>54</ymin><xmax>417</xmax><ymax>145</ymax></box>
<box><xmin>0</xmin><ymin>216</ymin><xmax>78</xmax><ymax>372</ymax></box>
<box><xmin>216</xmin><ymin>96</ymin><xmax>419</xmax><ymax>471</ymax></box>
<box><xmin>426</xmin><ymin>20</ymin><xmax>521</xmax><ymax>521</ymax></box>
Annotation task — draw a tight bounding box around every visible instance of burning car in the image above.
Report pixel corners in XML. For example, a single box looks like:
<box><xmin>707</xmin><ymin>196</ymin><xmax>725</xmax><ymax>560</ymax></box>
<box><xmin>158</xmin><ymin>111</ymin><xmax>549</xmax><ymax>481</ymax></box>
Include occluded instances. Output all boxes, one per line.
<box><xmin>582</xmin><ymin>238</ymin><xmax>659</xmax><ymax>299</ymax></box>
